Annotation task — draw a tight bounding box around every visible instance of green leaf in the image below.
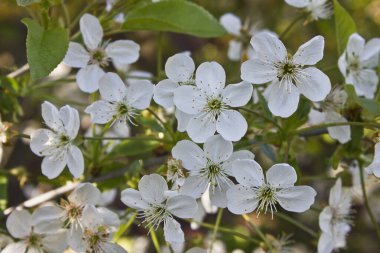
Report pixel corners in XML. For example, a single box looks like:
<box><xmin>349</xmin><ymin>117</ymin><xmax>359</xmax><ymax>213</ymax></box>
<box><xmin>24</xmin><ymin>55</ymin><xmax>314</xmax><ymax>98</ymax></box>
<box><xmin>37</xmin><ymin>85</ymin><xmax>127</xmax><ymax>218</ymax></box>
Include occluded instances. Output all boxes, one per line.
<box><xmin>345</xmin><ymin>85</ymin><xmax>380</xmax><ymax>116</ymax></box>
<box><xmin>109</xmin><ymin>139</ymin><xmax>159</xmax><ymax>157</ymax></box>
<box><xmin>22</xmin><ymin>18</ymin><xmax>69</xmax><ymax>80</ymax></box>
<box><xmin>334</xmin><ymin>0</ymin><xmax>357</xmax><ymax>54</ymax></box>
<box><xmin>17</xmin><ymin>0</ymin><xmax>41</xmax><ymax>6</ymax></box>
<box><xmin>122</xmin><ymin>0</ymin><xmax>226</xmax><ymax>37</ymax></box>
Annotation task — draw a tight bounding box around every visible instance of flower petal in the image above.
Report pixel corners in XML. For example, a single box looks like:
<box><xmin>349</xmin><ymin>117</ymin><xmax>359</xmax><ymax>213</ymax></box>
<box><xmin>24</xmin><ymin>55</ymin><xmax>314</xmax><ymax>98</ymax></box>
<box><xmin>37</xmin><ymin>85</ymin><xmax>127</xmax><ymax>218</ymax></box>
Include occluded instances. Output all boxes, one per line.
<box><xmin>361</xmin><ymin>38</ymin><xmax>380</xmax><ymax>62</ymax></box>
<box><xmin>172</xmin><ymin>140</ymin><xmax>206</xmax><ymax>171</ymax></box>
<box><xmin>63</xmin><ymin>42</ymin><xmax>90</xmax><ymax>68</ymax></box>
<box><xmin>297</xmin><ymin>67</ymin><xmax>331</xmax><ymax>101</ymax></box>
<box><xmin>308</xmin><ymin>109</ymin><xmax>326</xmax><ymax>125</ymax></box>
<box><xmin>69</xmin><ymin>183</ymin><xmax>101</xmax><ymax>205</ymax></box>
<box><xmin>186</xmin><ymin>247</ymin><xmax>207</xmax><ymax>253</ymax></box>
<box><xmin>99</xmin><ymin>72</ymin><xmax>127</xmax><ymax>102</ymax></box>
<box><xmin>187</xmin><ymin>113</ymin><xmax>217</xmax><ymax>143</ymax></box>
<box><xmin>216</xmin><ymin>110</ymin><xmax>247</xmax><ymax>142</ymax></box>
<box><xmin>228</xmin><ymin>40</ymin><xmax>243</xmax><ymax>61</ymax></box>
<box><xmin>138</xmin><ymin>174</ymin><xmax>168</xmax><ymax>204</ymax></box>
<box><xmin>101</xmin><ymin>243</ymin><xmax>127</xmax><ymax>253</ymax></box>
<box><xmin>175</xmin><ymin>109</ymin><xmax>192</xmax><ymax>132</ymax></box>
<box><xmin>173</xmin><ymin>85</ymin><xmax>205</xmax><ymax>114</ymax></box>
<box><xmin>318</xmin><ymin>206</ymin><xmax>333</xmax><ymax>233</ymax></box>
<box><xmin>266</xmin><ymin>163</ymin><xmax>297</xmax><ymax>188</ymax></box>
<box><xmin>317</xmin><ymin>232</ymin><xmax>335</xmax><ymax>253</ymax></box>
<box><xmin>219</xmin><ymin>13</ymin><xmax>242</xmax><ymax>36</ymax></box>
<box><xmin>42</xmin><ymin>231</ymin><xmax>69</xmax><ymax>253</ymax></box>
<box><xmin>284</xmin><ymin>0</ymin><xmax>308</xmax><ymax>7</ymax></box>
<box><xmin>349</xmin><ymin>69</ymin><xmax>378</xmax><ymax>99</ymax></box>
<box><xmin>167</xmin><ymin>195</ymin><xmax>198</xmax><ymax>218</ymax></box>
<box><xmin>277</xmin><ymin>186</ymin><xmax>316</xmax><ymax>212</ymax></box>
<box><xmin>165</xmin><ymin>53</ymin><xmax>195</xmax><ymax>83</ymax></box>
<box><xmin>76</xmin><ymin>64</ymin><xmax>105</xmax><ymax>93</ymax></box>
<box><xmin>293</xmin><ymin>36</ymin><xmax>324</xmax><ymax>65</ymax></box>
<box><xmin>179</xmin><ymin>175</ymin><xmax>209</xmax><ymax>199</ymax></box>
<box><xmin>346</xmin><ymin>33</ymin><xmax>365</xmax><ymax>59</ymax></box>
<box><xmin>31</xmin><ymin>206</ymin><xmax>63</xmax><ymax>234</ymax></box>
<box><xmin>223</xmin><ymin>150</ymin><xmax>255</xmax><ymax>175</ymax></box>
<box><xmin>325</xmin><ymin>111</ymin><xmax>351</xmax><ymax>144</ymax></box>
<box><xmin>30</xmin><ymin>129</ymin><xmax>57</xmax><ymax>157</ymax></box>
<box><xmin>250</xmin><ymin>31</ymin><xmax>287</xmax><ymax>63</ymax></box>
<box><xmin>232</xmin><ymin>159</ymin><xmax>264</xmax><ymax>187</ymax></box>
<box><xmin>67</xmin><ymin>146</ymin><xmax>84</xmax><ymax>178</ymax></box>
<box><xmin>241</xmin><ymin>58</ymin><xmax>277</xmax><ymax>84</ymax></box>
<box><xmin>164</xmin><ymin>218</ymin><xmax>184</xmax><ymax>244</ymax></box>
<box><xmin>121</xmin><ymin>188</ymin><xmax>150</xmax><ymax>210</ymax></box>
<box><xmin>209</xmin><ymin>178</ymin><xmax>233</xmax><ymax>208</ymax></box>
<box><xmin>106</xmin><ymin>40</ymin><xmax>140</xmax><ymax>65</ymax></box>
<box><xmin>2</xmin><ymin>242</ymin><xmax>28</xmax><ymax>253</ymax></box>
<box><xmin>266</xmin><ymin>80</ymin><xmax>300</xmax><ymax>118</ymax></box>
<box><xmin>41</xmin><ymin>155</ymin><xmax>67</xmax><ymax>179</ymax></box>
<box><xmin>41</xmin><ymin>101</ymin><xmax>63</xmax><ymax>132</ymax></box>
<box><xmin>85</xmin><ymin>100</ymin><xmax>117</xmax><ymax>124</ymax></box>
<box><xmin>226</xmin><ymin>184</ymin><xmax>259</xmax><ymax>215</ymax></box>
<box><xmin>80</xmin><ymin>13</ymin><xmax>103</xmax><ymax>50</ymax></box>
<box><xmin>203</xmin><ymin>134</ymin><xmax>233</xmax><ymax>163</ymax></box>
<box><xmin>59</xmin><ymin>105</ymin><xmax>80</xmax><ymax>139</ymax></box>
<box><xmin>6</xmin><ymin>210</ymin><xmax>31</xmax><ymax>238</ymax></box>
<box><xmin>153</xmin><ymin>79</ymin><xmax>179</xmax><ymax>108</ymax></box>
<box><xmin>222</xmin><ymin>81</ymin><xmax>253</xmax><ymax>107</ymax></box>
<box><xmin>195</xmin><ymin>62</ymin><xmax>226</xmax><ymax>96</ymax></box>
<box><xmin>126</xmin><ymin>80</ymin><xmax>154</xmax><ymax>110</ymax></box>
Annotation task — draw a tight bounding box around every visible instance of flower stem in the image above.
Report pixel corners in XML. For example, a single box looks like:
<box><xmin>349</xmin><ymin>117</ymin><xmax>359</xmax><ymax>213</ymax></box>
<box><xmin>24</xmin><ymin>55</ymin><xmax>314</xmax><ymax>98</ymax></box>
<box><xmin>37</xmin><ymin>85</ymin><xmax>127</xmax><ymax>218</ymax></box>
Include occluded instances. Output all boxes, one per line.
<box><xmin>242</xmin><ymin>214</ymin><xmax>274</xmax><ymax>251</ymax></box>
<box><xmin>294</xmin><ymin>121</ymin><xmax>380</xmax><ymax>136</ymax></box>
<box><xmin>210</xmin><ymin>208</ymin><xmax>223</xmax><ymax>252</ymax></box>
<box><xmin>275</xmin><ymin>212</ymin><xmax>318</xmax><ymax>238</ymax></box>
<box><xmin>239</xmin><ymin>107</ymin><xmax>281</xmax><ymax>129</ymax></box>
<box><xmin>150</xmin><ymin>227</ymin><xmax>162</xmax><ymax>253</ymax></box>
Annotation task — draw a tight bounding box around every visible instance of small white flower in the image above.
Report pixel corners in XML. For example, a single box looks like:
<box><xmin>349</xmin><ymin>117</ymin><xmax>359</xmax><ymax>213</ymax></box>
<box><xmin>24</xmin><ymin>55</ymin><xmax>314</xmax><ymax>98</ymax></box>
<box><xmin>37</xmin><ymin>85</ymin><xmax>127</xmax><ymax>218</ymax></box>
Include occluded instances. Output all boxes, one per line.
<box><xmin>241</xmin><ymin>32</ymin><xmax>331</xmax><ymax>118</ymax></box>
<box><xmin>63</xmin><ymin>13</ymin><xmax>140</xmax><ymax>93</ymax></box>
<box><xmin>285</xmin><ymin>0</ymin><xmax>332</xmax><ymax>21</ymax></box>
<box><xmin>227</xmin><ymin>160</ymin><xmax>316</xmax><ymax>217</ymax></box>
<box><xmin>366</xmin><ymin>142</ymin><xmax>380</xmax><ymax>177</ymax></box>
<box><xmin>172</xmin><ymin>135</ymin><xmax>255</xmax><ymax>207</ymax></box>
<box><xmin>30</xmin><ymin>101</ymin><xmax>84</xmax><ymax>179</ymax></box>
<box><xmin>338</xmin><ymin>33</ymin><xmax>380</xmax><ymax>99</ymax></box>
<box><xmin>153</xmin><ymin>53</ymin><xmax>195</xmax><ymax>132</ymax></box>
<box><xmin>85</xmin><ymin>72</ymin><xmax>154</xmax><ymax>127</ymax></box>
<box><xmin>174</xmin><ymin>62</ymin><xmax>253</xmax><ymax>142</ymax></box>
<box><xmin>190</xmin><ymin>189</ymin><xmax>218</xmax><ymax>230</ymax></box>
<box><xmin>121</xmin><ymin>174</ymin><xmax>198</xmax><ymax>244</ymax></box>
<box><xmin>166</xmin><ymin>158</ymin><xmax>186</xmax><ymax>190</ymax></box>
<box><xmin>3</xmin><ymin>207</ymin><xmax>67</xmax><ymax>253</ymax></box>
<box><xmin>68</xmin><ymin>205</ymin><xmax>126</xmax><ymax>253</ymax></box>
<box><xmin>318</xmin><ymin>178</ymin><xmax>352</xmax><ymax>253</ymax></box>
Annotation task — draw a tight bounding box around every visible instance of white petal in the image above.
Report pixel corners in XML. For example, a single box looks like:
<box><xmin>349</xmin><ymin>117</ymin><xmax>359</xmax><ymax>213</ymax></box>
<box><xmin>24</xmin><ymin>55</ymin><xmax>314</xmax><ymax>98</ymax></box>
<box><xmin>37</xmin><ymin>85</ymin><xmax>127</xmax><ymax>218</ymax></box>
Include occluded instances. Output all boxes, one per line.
<box><xmin>138</xmin><ymin>174</ymin><xmax>168</xmax><ymax>204</ymax></box>
<box><xmin>67</xmin><ymin>146</ymin><xmax>84</xmax><ymax>178</ymax></box>
<box><xmin>99</xmin><ymin>72</ymin><xmax>127</xmax><ymax>101</ymax></box>
<box><xmin>85</xmin><ymin>101</ymin><xmax>117</xmax><ymax>124</ymax></box>
<box><xmin>216</xmin><ymin>110</ymin><xmax>247</xmax><ymax>142</ymax></box>
<box><xmin>6</xmin><ymin>210</ymin><xmax>31</xmax><ymax>238</ymax></box>
<box><xmin>361</xmin><ymin>37</ymin><xmax>380</xmax><ymax>62</ymax></box>
<box><xmin>201</xmin><ymin>188</ymin><xmax>218</xmax><ymax>214</ymax></box>
<box><xmin>2</xmin><ymin>242</ymin><xmax>28</xmax><ymax>253</ymax></box>
<box><xmin>167</xmin><ymin>195</ymin><xmax>198</xmax><ymax>218</ymax></box>
<box><xmin>266</xmin><ymin>80</ymin><xmax>300</xmax><ymax>118</ymax></box>
<box><xmin>30</xmin><ymin>129</ymin><xmax>57</xmax><ymax>157</ymax></box>
<box><xmin>31</xmin><ymin>206</ymin><xmax>63</xmax><ymax>234</ymax></box>
<box><xmin>175</xmin><ymin>109</ymin><xmax>192</xmax><ymax>132</ymax></box>
<box><xmin>232</xmin><ymin>159</ymin><xmax>264</xmax><ymax>187</ymax></box>
<box><xmin>59</xmin><ymin>105</ymin><xmax>80</xmax><ymax>139</ymax></box>
<box><xmin>81</xmin><ymin>205</ymin><xmax>103</xmax><ymax>229</ymax></box>
<box><xmin>106</xmin><ymin>40</ymin><xmax>140</xmax><ymax>65</ymax></box>
<box><xmin>195</xmin><ymin>62</ymin><xmax>226</xmax><ymax>96</ymax></box>
<box><xmin>69</xmin><ymin>183</ymin><xmax>101</xmax><ymax>205</ymax></box>
<box><xmin>284</xmin><ymin>0</ymin><xmax>308</xmax><ymax>7</ymax></box>
<box><xmin>165</xmin><ymin>53</ymin><xmax>195</xmax><ymax>83</ymax></box>
<box><xmin>120</xmin><ymin>188</ymin><xmax>149</xmax><ymax>210</ymax></box>
<box><xmin>325</xmin><ymin>111</ymin><xmax>351</xmax><ymax>144</ymax></box>
<box><xmin>366</xmin><ymin>142</ymin><xmax>380</xmax><ymax>177</ymax></box>
<box><xmin>80</xmin><ymin>13</ymin><xmax>103</xmax><ymax>50</ymax></box>
<box><xmin>277</xmin><ymin>186</ymin><xmax>316</xmax><ymax>212</ymax></box>
<box><xmin>241</xmin><ymin>58</ymin><xmax>278</xmax><ymax>84</ymax></box>
<box><xmin>350</xmin><ymin>69</ymin><xmax>378</xmax><ymax>99</ymax></box>
<box><xmin>293</xmin><ymin>36</ymin><xmax>324</xmax><ymax>65</ymax></box>
<box><xmin>42</xmin><ymin>231</ymin><xmax>69</xmax><ymax>253</ymax></box>
<box><xmin>101</xmin><ymin>243</ymin><xmax>127</xmax><ymax>253</ymax></box>
<box><xmin>223</xmin><ymin>150</ymin><xmax>255</xmax><ymax>175</ymax></box>
<box><xmin>179</xmin><ymin>176</ymin><xmax>209</xmax><ymax>199</ymax></box>
<box><xmin>97</xmin><ymin>207</ymin><xmax>120</xmax><ymax>227</ymax></box>
<box><xmin>250</xmin><ymin>31</ymin><xmax>287</xmax><ymax>63</ymax></box>
<box><xmin>67</xmin><ymin>225</ymin><xmax>85</xmax><ymax>252</ymax></box>
<box><xmin>219</xmin><ymin>13</ymin><xmax>242</xmax><ymax>36</ymax></box>
<box><xmin>164</xmin><ymin>218</ymin><xmax>184</xmax><ymax>244</ymax></box>
<box><xmin>266</xmin><ymin>163</ymin><xmax>297</xmax><ymax>188</ymax></box>
<box><xmin>222</xmin><ymin>81</ymin><xmax>253</xmax><ymax>107</ymax></box>
<box><xmin>308</xmin><ymin>109</ymin><xmax>326</xmax><ymax>125</ymax></box>
<box><xmin>209</xmin><ymin>178</ymin><xmax>233</xmax><ymax>208</ymax></box>
<box><xmin>226</xmin><ymin>184</ymin><xmax>259</xmax><ymax>215</ymax></box>
<box><xmin>173</xmin><ymin>85</ymin><xmax>205</xmax><ymax>114</ymax></box>
<box><xmin>187</xmin><ymin>113</ymin><xmax>217</xmax><ymax>143</ymax></box>
<box><xmin>297</xmin><ymin>67</ymin><xmax>331</xmax><ymax>101</ymax></box>
<box><xmin>63</xmin><ymin>42</ymin><xmax>90</xmax><ymax>68</ymax></box>
<box><xmin>203</xmin><ymin>134</ymin><xmax>233</xmax><ymax>163</ymax></box>
<box><xmin>154</xmin><ymin>79</ymin><xmax>179</xmax><ymax>108</ymax></box>
<box><xmin>76</xmin><ymin>64</ymin><xmax>105</xmax><ymax>93</ymax></box>
<box><xmin>41</xmin><ymin>101</ymin><xmax>63</xmax><ymax>132</ymax></box>
<box><xmin>126</xmin><ymin>80</ymin><xmax>154</xmax><ymax>109</ymax></box>
<box><xmin>228</xmin><ymin>40</ymin><xmax>243</xmax><ymax>61</ymax></box>
<box><xmin>317</xmin><ymin>232</ymin><xmax>335</xmax><ymax>253</ymax></box>
<box><xmin>41</xmin><ymin>155</ymin><xmax>67</xmax><ymax>179</ymax></box>
<box><xmin>172</xmin><ymin>140</ymin><xmax>206</xmax><ymax>171</ymax></box>
<box><xmin>346</xmin><ymin>33</ymin><xmax>365</xmax><ymax>59</ymax></box>
<box><xmin>318</xmin><ymin>206</ymin><xmax>333</xmax><ymax>233</ymax></box>
<box><xmin>186</xmin><ymin>247</ymin><xmax>207</xmax><ymax>253</ymax></box>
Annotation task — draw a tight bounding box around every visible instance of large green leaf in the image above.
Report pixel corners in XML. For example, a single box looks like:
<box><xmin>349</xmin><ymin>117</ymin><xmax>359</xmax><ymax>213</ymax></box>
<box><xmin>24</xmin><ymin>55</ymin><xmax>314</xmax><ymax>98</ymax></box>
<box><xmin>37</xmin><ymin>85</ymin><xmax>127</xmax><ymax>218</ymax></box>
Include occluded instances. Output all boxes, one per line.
<box><xmin>334</xmin><ymin>0</ymin><xmax>357</xmax><ymax>54</ymax></box>
<box><xmin>22</xmin><ymin>18</ymin><xmax>69</xmax><ymax>80</ymax></box>
<box><xmin>122</xmin><ymin>0</ymin><xmax>226</xmax><ymax>37</ymax></box>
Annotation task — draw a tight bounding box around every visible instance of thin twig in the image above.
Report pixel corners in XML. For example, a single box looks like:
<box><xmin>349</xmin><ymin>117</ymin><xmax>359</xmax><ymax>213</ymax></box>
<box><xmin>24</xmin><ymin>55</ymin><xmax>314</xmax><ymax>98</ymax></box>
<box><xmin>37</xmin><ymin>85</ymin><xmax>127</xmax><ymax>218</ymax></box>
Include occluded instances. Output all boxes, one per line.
<box><xmin>7</xmin><ymin>64</ymin><xmax>29</xmax><ymax>78</ymax></box>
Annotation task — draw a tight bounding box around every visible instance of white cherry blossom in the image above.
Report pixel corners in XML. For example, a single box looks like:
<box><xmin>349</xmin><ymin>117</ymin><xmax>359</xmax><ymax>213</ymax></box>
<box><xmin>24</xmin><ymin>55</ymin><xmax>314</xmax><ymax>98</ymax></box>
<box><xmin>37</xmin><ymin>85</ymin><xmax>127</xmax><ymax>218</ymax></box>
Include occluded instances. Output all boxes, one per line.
<box><xmin>338</xmin><ymin>33</ymin><xmax>380</xmax><ymax>99</ymax></box>
<box><xmin>174</xmin><ymin>62</ymin><xmax>253</xmax><ymax>142</ymax></box>
<box><xmin>318</xmin><ymin>178</ymin><xmax>352</xmax><ymax>253</ymax></box>
<box><xmin>63</xmin><ymin>13</ymin><xmax>140</xmax><ymax>93</ymax></box>
<box><xmin>366</xmin><ymin>142</ymin><xmax>380</xmax><ymax>177</ymax></box>
<box><xmin>172</xmin><ymin>135</ymin><xmax>255</xmax><ymax>207</ymax></box>
<box><xmin>285</xmin><ymin>0</ymin><xmax>332</xmax><ymax>21</ymax></box>
<box><xmin>241</xmin><ymin>32</ymin><xmax>331</xmax><ymax>118</ymax></box>
<box><xmin>121</xmin><ymin>174</ymin><xmax>198</xmax><ymax>244</ymax></box>
<box><xmin>3</xmin><ymin>207</ymin><xmax>67</xmax><ymax>253</ymax></box>
<box><xmin>227</xmin><ymin>160</ymin><xmax>316</xmax><ymax>217</ymax></box>
<box><xmin>85</xmin><ymin>72</ymin><xmax>154</xmax><ymax>127</ymax></box>
<box><xmin>30</xmin><ymin>101</ymin><xmax>84</xmax><ymax>179</ymax></box>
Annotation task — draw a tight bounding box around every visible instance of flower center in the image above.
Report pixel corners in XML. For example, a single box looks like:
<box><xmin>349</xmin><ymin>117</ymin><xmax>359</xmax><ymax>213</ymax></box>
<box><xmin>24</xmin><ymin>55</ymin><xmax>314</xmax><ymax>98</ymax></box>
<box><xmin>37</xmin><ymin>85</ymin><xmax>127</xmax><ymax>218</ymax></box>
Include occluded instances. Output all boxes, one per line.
<box><xmin>27</xmin><ymin>233</ymin><xmax>42</xmax><ymax>248</ymax></box>
<box><xmin>140</xmin><ymin>203</ymin><xmax>171</xmax><ymax>230</ymax></box>
<box><xmin>83</xmin><ymin>226</ymin><xmax>109</xmax><ymax>251</ymax></box>
<box><xmin>199</xmin><ymin>159</ymin><xmax>230</xmax><ymax>192</ymax></box>
<box><xmin>61</xmin><ymin>199</ymin><xmax>84</xmax><ymax>227</ymax></box>
<box><xmin>115</xmin><ymin>102</ymin><xmax>138</xmax><ymax>125</ymax></box>
<box><xmin>256</xmin><ymin>184</ymin><xmax>278</xmax><ymax>218</ymax></box>
<box><xmin>205</xmin><ymin>97</ymin><xmax>226</xmax><ymax>119</ymax></box>
<box><xmin>90</xmin><ymin>48</ymin><xmax>109</xmax><ymax>67</ymax></box>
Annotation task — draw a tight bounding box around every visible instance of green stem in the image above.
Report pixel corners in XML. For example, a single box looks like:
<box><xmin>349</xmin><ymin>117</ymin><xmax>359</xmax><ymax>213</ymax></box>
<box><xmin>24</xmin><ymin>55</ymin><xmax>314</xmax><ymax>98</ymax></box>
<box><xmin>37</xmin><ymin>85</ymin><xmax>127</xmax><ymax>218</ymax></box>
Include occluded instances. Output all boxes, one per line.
<box><xmin>114</xmin><ymin>212</ymin><xmax>137</xmax><ymax>241</ymax></box>
<box><xmin>156</xmin><ymin>32</ymin><xmax>163</xmax><ymax>79</ymax></box>
<box><xmin>275</xmin><ymin>212</ymin><xmax>318</xmax><ymax>238</ymax></box>
<box><xmin>147</xmin><ymin>108</ymin><xmax>175</xmax><ymax>140</ymax></box>
<box><xmin>83</xmin><ymin>135</ymin><xmax>170</xmax><ymax>143</ymax></box>
<box><xmin>243</xmin><ymin>214</ymin><xmax>273</xmax><ymax>251</ymax></box>
<box><xmin>294</xmin><ymin>121</ymin><xmax>380</xmax><ymax>135</ymax></box>
<box><xmin>239</xmin><ymin>107</ymin><xmax>281</xmax><ymax>129</ymax></box>
<box><xmin>61</xmin><ymin>0</ymin><xmax>71</xmax><ymax>32</ymax></box>
<box><xmin>279</xmin><ymin>14</ymin><xmax>304</xmax><ymax>40</ymax></box>
<box><xmin>210</xmin><ymin>208</ymin><xmax>223</xmax><ymax>252</ymax></box>
<box><xmin>15</xmin><ymin>133</ymin><xmax>30</xmax><ymax>139</ymax></box>
<box><xmin>359</xmin><ymin>164</ymin><xmax>380</xmax><ymax>239</ymax></box>
<box><xmin>150</xmin><ymin>228</ymin><xmax>162</xmax><ymax>253</ymax></box>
